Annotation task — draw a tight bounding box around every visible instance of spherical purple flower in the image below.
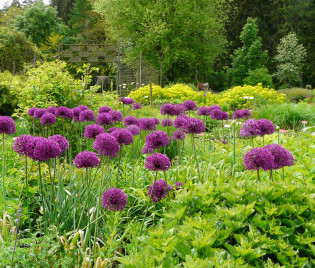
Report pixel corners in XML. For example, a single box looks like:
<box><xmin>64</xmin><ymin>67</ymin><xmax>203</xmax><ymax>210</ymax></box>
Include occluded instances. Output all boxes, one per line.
<box><xmin>123</xmin><ymin>97</ymin><xmax>134</xmax><ymax>105</ymax></box>
<box><xmin>126</xmin><ymin>125</ymin><xmax>140</xmax><ymax>136</ymax></box>
<box><xmin>55</xmin><ymin>107</ymin><xmax>74</xmax><ymax>119</ymax></box>
<box><xmin>110</xmin><ymin>110</ymin><xmax>123</xmax><ymax>122</ymax></box>
<box><xmin>240</xmin><ymin>119</ymin><xmax>260</xmax><ymax>138</ymax></box>
<box><xmin>243</xmin><ymin>147</ymin><xmax>274</xmax><ymax>171</ymax></box>
<box><xmin>93</xmin><ymin>133</ymin><xmax>120</xmax><ymax>158</ymax></box>
<box><xmin>183</xmin><ymin>118</ymin><xmax>205</xmax><ymax>134</ymax></box>
<box><xmin>183</xmin><ymin>100</ymin><xmax>197</xmax><ymax>111</ymax></box>
<box><xmin>145</xmin><ymin>131</ymin><xmax>170</xmax><ymax>150</ymax></box>
<box><xmin>28</xmin><ymin>107</ymin><xmax>37</xmax><ymax>116</ymax></box>
<box><xmin>97</xmin><ymin>113</ymin><xmax>113</xmax><ymax>125</ymax></box>
<box><xmin>197</xmin><ymin>106</ymin><xmax>211</xmax><ymax>116</ymax></box>
<box><xmin>145</xmin><ymin>153</ymin><xmax>171</xmax><ymax>171</ymax></box>
<box><xmin>84</xmin><ymin>124</ymin><xmax>105</xmax><ymax>139</ymax></box>
<box><xmin>124</xmin><ymin>116</ymin><xmax>138</xmax><ymax>127</ymax></box>
<box><xmin>40</xmin><ymin>113</ymin><xmax>56</xmax><ymax>125</ymax></box>
<box><xmin>141</xmin><ymin>145</ymin><xmax>154</xmax><ymax>154</ymax></box>
<box><xmin>209</xmin><ymin>105</ymin><xmax>222</xmax><ymax>112</ymax></box>
<box><xmin>222</xmin><ymin>112</ymin><xmax>229</xmax><ymax>120</ymax></box>
<box><xmin>13</xmin><ymin>135</ymin><xmax>33</xmax><ymax>156</ymax></box>
<box><xmin>174</xmin><ymin>181</ymin><xmax>183</xmax><ymax>190</ymax></box>
<box><xmin>72</xmin><ymin>107</ymin><xmax>82</xmax><ymax>122</ymax></box>
<box><xmin>108</xmin><ymin>127</ymin><xmax>117</xmax><ymax>133</ymax></box>
<box><xmin>162</xmin><ymin>119</ymin><xmax>172</xmax><ymax>127</ymax></box>
<box><xmin>79</xmin><ymin>110</ymin><xmax>95</xmax><ymax>122</ymax></box>
<box><xmin>171</xmin><ymin>129</ymin><xmax>186</xmax><ymax>140</ymax></box>
<box><xmin>48</xmin><ymin>135</ymin><xmax>69</xmax><ymax>152</ymax></box>
<box><xmin>265</xmin><ymin>144</ymin><xmax>294</xmax><ymax>169</ymax></box>
<box><xmin>210</xmin><ymin>109</ymin><xmax>224</xmax><ymax>120</ymax></box>
<box><xmin>77</xmin><ymin>105</ymin><xmax>88</xmax><ymax>111</ymax></box>
<box><xmin>102</xmin><ymin>188</ymin><xmax>127</xmax><ymax>211</ymax></box>
<box><xmin>132</xmin><ymin>103</ymin><xmax>142</xmax><ymax>110</ymax></box>
<box><xmin>24</xmin><ymin>136</ymin><xmax>39</xmax><ymax>159</ymax></box>
<box><xmin>173</xmin><ymin>115</ymin><xmax>189</xmax><ymax>129</ymax></box>
<box><xmin>242</xmin><ymin>109</ymin><xmax>252</xmax><ymax>118</ymax></box>
<box><xmin>233</xmin><ymin>110</ymin><xmax>243</xmax><ymax>119</ymax></box>
<box><xmin>173</xmin><ymin>104</ymin><xmax>186</xmax><ymax>116</ymax></box>
<box><xmin>33</xmin><ymin>137</ymin><xmax>61</xmax><ymax>161</ymax></box>
<box><xmin>148</xmin><ymin>179</ymin><xmax>170</xmax><ymax>203</ymax></box>
<box><xmin>139</xmin><ymin>118</ymin><xmax>156</xmax><ymax>131</ymax></box>
<box><xmin>34</xmin><ymin>109</ymin><xmax>46</xmax><ymax>119</ymax></box>
<box><xmin>119</xmin><ymin>97</ymin><xmax>126</xmax><ymax>103</ymax></box>
<box><xmin>0</xmin><ymin>116</ymin><xmax>16</xmax><ymax>135</ymax></box>
<box><xmin>99</xmin><ymin>106</ymin><xmax>112</xmax><ymax>113</ymax></box>
<box><xmin>160</xmin><ymin>103</ymin><xmax>173</xmax><ymax>116</ymax></box>
<box><xmin>153</xmin><ymin>118</ymin><xmax>160</xmax><ymax>125</ymax></box>
<box><xmin>111</xmin><ymin>128</ymin><xmax>133</xmax><ymax>145</ymax></box>
<box><xmin>256</xmin><ymin>119</ymin><xmax>275</xmax><ymax>136</ymax></box>
<box><xmin>74</xmin><ymin>151</ymin><xmax>99</xmax><ymax>168</ymax></box>
<box><xmin>46</xmin><ymin>107</ymin><xmax>57</xmax><ymax>115</ymax></box>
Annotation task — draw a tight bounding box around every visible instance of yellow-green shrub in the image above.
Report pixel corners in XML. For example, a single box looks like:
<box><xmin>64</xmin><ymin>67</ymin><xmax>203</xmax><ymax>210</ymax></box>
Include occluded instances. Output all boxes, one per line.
<box><xmin>218</xmin><ymin>83</ymin><xmax>285</xmax><ymax>109</ymax></box>
<box><xmin>128</xmin><ymin>84</ymin><xmax>165</xmax><ymax>104</ymax></box>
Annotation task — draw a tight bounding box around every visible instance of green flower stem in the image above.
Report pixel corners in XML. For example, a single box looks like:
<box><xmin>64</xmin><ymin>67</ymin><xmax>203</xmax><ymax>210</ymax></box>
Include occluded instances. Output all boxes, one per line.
<box><xmin>233</xmin><ymin>124</ymin><xmax>236</xmax><ymax>175</ymax></box>
<box><xmin>257</xmin><ymin>169</ymin><xmax>260</xmax><ymax>182</ymax></box>
<box><xmin>25</xmin><ymin>155</ymin><xmax>31</xmax><ymax>231</ymax></box>
<box><xmin>192</xmin><ymin>135</ymin><xmax>201</xmax><ymax>182</ymax></box>
<box><xmin>38</xmin><ymin>162</ymin><xmax>47</xmax><ymax>234</ymax></box>
<box><xmin>2</xmin><ymin>133</ymin><xmax>6</xmax><ymax>212</ymax></box>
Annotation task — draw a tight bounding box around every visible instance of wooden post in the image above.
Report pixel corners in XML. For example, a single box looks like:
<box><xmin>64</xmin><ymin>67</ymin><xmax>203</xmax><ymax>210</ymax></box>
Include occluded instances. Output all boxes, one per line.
<box><xmin>149</xmin><ymin>81</ymin><xmax>153</xmax><ymax>106</ymax></box>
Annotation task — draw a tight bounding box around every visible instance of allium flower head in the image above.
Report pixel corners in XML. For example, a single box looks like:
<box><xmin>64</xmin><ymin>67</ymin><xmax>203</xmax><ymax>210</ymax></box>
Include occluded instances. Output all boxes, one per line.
<box><xmin>183</xmin><ymin>118</ymin><xmax>205</xmax><ymax>134</ymax></box>
<box><xmin>0</xmin><ymin>116</ymin><xmax>16</xmax><ymax>135</ymax></box>
<box><xmin>141</xmin><ymin>145</ymin><xmax>154</xmax><ymax>154</ymax></box>
<box><xmin>110</xmin><ymin>110</ymin><xmax>123</xmax><ymax>122</ymax></box>
<box><xmin>222</xmin><ymin>112</ymin><xmax>229</xmax><ymax>120</ymax></box>
<box><xmin>153</xmin><ymin>118</ymin><xmax>160</xmax><ymax>125</ymax></box>
<box><xmin>145</xmin><ymin>153</ymin><xmax>171</xmax><ymax>171</ymax></box>
<box><xmin>93</xmin><ymin>133</ymin><xmax>120</xmax><ymax>158</ymax></box>
<box><xmin>171</xmin><ymin>129</ymin><xmax>186</xmax><ymax>140</ymax></box>
<box><xmin>48</xmin><ymin>135</ymin><xmax>69</xmax><ymax>152</ymax></box>
<box><xmin>243</xmin><ymin>147</ymin><xmax>274</xmax><ymax>171</ymax></box>
<box><xmin>32</xmin><ymin>137</ymin><xmax>61</xmax><ymax>161</ymax></box>
<box><xmin>77</xmin><ymin>105</ymin><xmax>88</xmax><ymax>111</ymax></box>
<box><xmin>265</xmin><ymin>144</ymin><xmax>294</xmax><ymax>169</ymax></box>
<box><xmin>148</xmin><ymin>179</ymin><xmax>170</xmax><ymax>203</ymax></box>
<box><xmin>132</xmin><ymin>102</ymin><xmax>142</xmax><ymax>110</ymax></box>
<box><xmin>173</xmin><ymin>115</ymin><xmax>189</xmax><ymax>129</ymax></box>
<box><xmin>240</xmin><ymin>119</ymin><xmax>259</xmax><ymax>138</ymax></box>
<box><xmin>46</xmin><ymin>107</ymin><xmax>57</xmax><ymax>114</ymax></box>
<box><xmin>13</xmin><ymin>135</ymin><xmax>33</xmax><ymax>156</ymax></box>
<box><xmin>209</xmin><ymin>105</ymin><xmax>222</xmax><ymax>112</ymax></box>
<box><xmin>28</xmin><ymin>107</ymin><xmax>37</xmax><ymax>116</ymax></box>
<box><xmin>74</xmin><ymin>151</ymin><xmax>100</xmax><ymax>168</ymax></box>
<box><xmin>241</xmin><ymin>109</ymin><xmax>251</xmax><ymax>118</ymax></box>
<box><xmin>111</xmin><ymin>129</ymin><xmax>133</xmax><ymax>145</ymax></box>
<box><xmin>56</xmin><ymin>107</ymin><xmax>74</xmax><ymax>119</ymax></box>
<box><xmin>102</xmin><ymin>188</ymin><xmax>127</xmax><ymax>211</ymax></box>
<box><xmin>24</xmin><ymin>136</ymin><xmax>39</xmax><ymax>159</ymax></box>
<box><xmin>108</xmin><ymin>127</ymin><xmax>117</xmax><ymax>133</ymax></box>
<box><xmin>210</xmin><ymin>109</ymin><xmax>223</xmax><ymax>120</ymax></box>
<box><xmin>160</xmin><ymin>103</ymin><xmax>173</xmax><ymax>116</ymax></box>
<box><xmin>40</xmin><ymin>113</ymin><xmax>56</xmax><ymax>125</ymax></box>
<box><xmin>145</xmin><ymin>131</ymin><xmax>170</xmax><ymax>150</ymax></box>
<box><xmin>126</xmin><ymin>125</ymin><xmax>140</xmax><ymax>136</ymax></box>
<box><xmin>124</xmin><ymin>116</ymin><xmax>138</xmax><ymax>127</ymax></box>
<box><xmin>97</xmin><ymin>113</ymin><xmax>113</xmax><ymax>125</ymax></box>
<box><xmin>197</xmin><ymin>106</ymin><xmax>211</xmax><ymax>116</ymax></box>
<box><xmin>34</xmin><ymin>108</ymin><xmax>47</xmax><ymax>119</ymax></box>
<box><xmin>162</xmin><ymin>118</ymin><xmax>172</xmax><ymax>127</ymax></box>
<box><xmin>99</xmin><ymin>106</ymin><xmax>112</xmax><ymax>113</ymax></box>
<box><xmin>84</xmin><ymin>124</ymin><xmax>105</xmax><ymax>139</ymax></box>
<box><xmin>173</xmin><ymin>104</ymin><xmax>186</xmax><ymax>116</ymax></box>
<box><xmin>79</xmin><ymin>110</ymin><xmax>95</xmax><ymax>122</ymax></box>
<box><xmin>233</xmin><ymin>110</ymin><xmax>243</xmax><ymax>119</ymax></box>
<box><xmin>256</xmin><ymin>119</ymin><xmax>275</xmax><ymax>136</ymax></box>
<box><xmin>174</xmin><ymin>182</ymin><xmax>183</xmax><ymax>190</ymax></box>
<box><xmin>120</xmin><ymin>97</ymin><xmax>134</xmax><ymax>105</ymax></box>
<box><xmin>72</xmin><ymin>107</ymin><xmax>82</xmax><ymax>122</ymax></box>
<box><xmin>183</xmin><ymin>100</ymin><xmax>197</xmax><ymax>111</ymax></box>
<box><xmin>139</xmin><ymin>118</ymin><xmax>156</xmax><ymax>131</ymax></box>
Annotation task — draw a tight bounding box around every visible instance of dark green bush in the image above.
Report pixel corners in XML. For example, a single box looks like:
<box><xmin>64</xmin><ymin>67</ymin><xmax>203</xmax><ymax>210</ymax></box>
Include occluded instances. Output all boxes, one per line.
<box><xmin>0</xmin><ymin>84</ymin><xmax>18</xmax><ymax>116</ymax></box>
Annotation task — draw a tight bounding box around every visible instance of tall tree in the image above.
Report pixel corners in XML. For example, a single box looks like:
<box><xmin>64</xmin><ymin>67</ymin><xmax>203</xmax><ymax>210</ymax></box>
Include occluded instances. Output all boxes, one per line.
<box><xmin>51</xmin><ymin>0</ymin><xmax>76</xmax><ymax>23</ymax></box>
<box><xmin>0</xmin><ymin>0</ymin><xmax>24</xmax><ymax>26</ymax></box>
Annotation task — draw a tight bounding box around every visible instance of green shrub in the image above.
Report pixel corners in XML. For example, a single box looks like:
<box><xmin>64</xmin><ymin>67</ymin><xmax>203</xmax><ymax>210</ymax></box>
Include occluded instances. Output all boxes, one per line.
<box><xmin>244</xmin><ymin>67</ymin><xmax>273</xmax><ymax>88</ymax></box>
<box><xmin>0</xmin><ymin>84</ymin><xmax>17</xmax><ymax>116</ymax></box>
<box><xmin>278</xmin><ymin>88</ymin><xmax>314</xmax><ymax>103</ymax></box>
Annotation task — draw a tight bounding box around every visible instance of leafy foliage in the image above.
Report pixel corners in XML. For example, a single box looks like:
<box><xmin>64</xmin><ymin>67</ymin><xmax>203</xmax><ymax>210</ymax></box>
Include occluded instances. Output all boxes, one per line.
<box><xmin>244</xmin><ymin>67</ymin><xmax>273</xmax><ymax>88</ymax></box>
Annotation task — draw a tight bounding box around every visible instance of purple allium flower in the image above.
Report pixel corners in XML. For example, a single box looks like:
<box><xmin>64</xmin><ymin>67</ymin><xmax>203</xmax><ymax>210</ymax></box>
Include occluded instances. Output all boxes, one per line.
<box><xmin>28</xmin><ymin>107</ymin><xmax>37</xmax><ymax>116</ymax></box>
<box><xmin>139</xmin><ymin>118</ymin><xmax>156</xmax><ymax>131</ymax></box>
<box><xmin>13</xmin><ymin>135</ymin><xmax>33</xmax><ymax>156</ymax></box>
<box><xmin>33</xmin><ymin>138</ymin><xmax>61</xmax><ymax>161</ymax></box>
<box><xmin>48</xmin><ymin>135</ymin><xmax>69</xmax><ymax>152</ymax></box>
<box><xmin>183</xmin><ymin>118</ymin><xmax>205</xmax><ymax>134</ymax></box>
<box><xmin>171</xmin><ymin>129</ymin><xmax>186</xmax><ymax>140</ymax></box>
<box><xmin>124</xmin><ymin>116</ymin><xmax>139</xmax><ymax>127</ymax></box>
<box><xmin>240</xmin><ymin>119</ymin><xmax>260</xmax><ymax>138</ymax></box>
<box><xmin>160</xmin><ymin>103</ymin><xmax>173</xmax><ymax>116</ymax></box>
<box><xmin>124</xmin><ymin>97</ymin><xmax>134</xmax><ymax>105</ymax></box>
<box><xmin>34</xmin><ymin>108</ymin><xmax>46</xmax><ymax>119</ymax></box>
<box><xmin>221</xmin><ymin>139</ymin><xmax>227</xmax><ymax>144</ymax></box>
<box><xmin>126</xmin><ymin>125</ymin><xmax>140</xmax><ymax>136</ymax></box>
<box><xmin>119</xmin><ymin>97</ymin><xmax>126</xmax><ymax>103</ymax></box>
<box><xmin>148</xmin><ymin>179</ymin><xmax>170</xmax><ymax>203</ymax></box>
<box><xmin>183</xmin><ymin>100</ymin><xmax>197</xmax><ymax>111</ymax></box>
<box><xmin>77</xmin><ymin>105</ymin><xmax>88</xmax><ymax>111</ymax></box>
<box><xmin>153</xmin><ymin>118</ymin><xmax>160</xmax><ymax>125</ymax></box>
<box><xmin>72</xmin><ymin>107</ymin><xmax>82</xmax><ymax>122</ymax></box>
<box><xmin>74</xmin><ymin>151</ymin><xmax>100</xmax><ymax>168</ymax></box>
<box><xmin>197</xmin><ymin>106</ymin><xmax>211</xmax><ymax>116</ymax></box>
<box><xmin>99</xmin><ymin>106</ymin><xmax>112</xmax><ymax>113</ymax></box>
<box><xmin>210</xmin><ymin>109</ymin><xmax>223</xmax><ymax>120</ymax></box>
<box><xmin>24</xmin><ymin>136</ymin><xmax>39</xmax><ymax>159</ymax></box>
<box><xmin>102</xmin><ymin>188</ymin><xmax>127</xmax><ymax>211</ymax></box>
<box><xmin>141</xmin><ymin>145</ymin><xmax>154</xmax><ymax>154</ymax></box>
<box><xmin>173</xmin><ymin>115</ymin><xmax>189</xmax><ymax>129</ymax></box>
<box><xmin>55</xmin><ymin>107</ymin><xmax>74</xmax><ymax>119</ymax></box>
<box><xmin>222</xmin><ymin>112</ymin><xmax>229</xmax><ymax>120</ymax></box>
<box><xmin>145</xmin><ymin>131</ymin><xmax>170</xmax><ymax>150</ymax></box>
<box><xmin>243</xmin><ymin>147</ymin><xmax>274</xmax><ymax>171</ymax></box>
<box><xmin>145</xmin><ymin>153</ymin><xmax>171</xmax><ymax>171</ymax></box>
<box><xmin>97</xmin><ymin>113</ymin><xmax>113</xmax><ymax>125</ymax></box>
<box><xmin>242</xmin><ymin>109</ymin><xmax>251</xmax><ymax>118</ymax></box>
<box><xmin>93</xmin><ymin>133</ymin><xmax>120</xmax><ymax>158</ymax></box>
<box><xmin>174</xmin><ymin>181</ymin><xmax>183</xmax><ymax>190</ymax></box>
<box><xmin>46</xmin><ymin>107</ymin><xmax>57</xmax><ymax>115</ymax></box>
<box><xmin>0</xmin><ymin>116</ymin><xmax>16</xmax><ymax>135</ymax></box>
<box><xmin>132</xmin><ymin>103</ymin><xmax>142</xmax><ymax>110</ymax></box>
<box><xmin>233</xmin><ymin>110</ymin><xmax>243</xmax><ymax>119</ymax></box>
<box><xmin>173</xmin><ymin>104</ymin><xmax>186</xmax><ymax>116</ymax></box>
<box><xmin>108</xmin><ymin>127</ymin><xmax>117</xmax><ymax>133</ymax></box>
<box><xmin>79</xmin><ymin>110</ymin><xmax>95</xmax><ymax>122</ymax></box>
<box><xmin>265</xmin><ymin>144</ymin><xmax>295</xmax><ymax>169</ymax></box>
<box><xmin>111</xmin><ymin>129</ymin><xmax>133</xmax><ymax>145</ymax></box>
<box><xmin>84</xmin><ymin>124</ymin><xmax>105</xmax><ymax>139</ymax></box>
<box><xmin>162</xmin><ymin>118</ymin><xmax>172</xmax><ymax>127</ymax></box>
<box><xmin>209</xmin><ymin>105</ymin><xmax>222</xmax><ymax>112</ymax></box>
<box><xmin>110</xmin><ymin>110</ymin><xmax>123</xmax><ymax>122</ymax></box>
<box><xmin>40</xmin><ymin>113</ymin><xmax>56</xmax><ymax>125</ymax></box>
<box><xmin>256</xmin><ymin>119</ymin><xmax>275</xmax><ymax>136</ymax></box>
